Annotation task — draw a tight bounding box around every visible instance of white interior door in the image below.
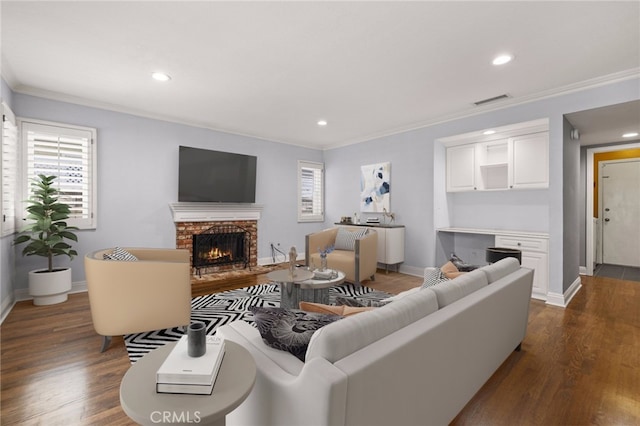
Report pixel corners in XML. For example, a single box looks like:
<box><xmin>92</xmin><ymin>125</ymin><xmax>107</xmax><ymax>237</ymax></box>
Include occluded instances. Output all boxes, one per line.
<box><xmin>601</xmin><ymin>160</ymin><xmax>640</xmax><ymax>267</ymax></box>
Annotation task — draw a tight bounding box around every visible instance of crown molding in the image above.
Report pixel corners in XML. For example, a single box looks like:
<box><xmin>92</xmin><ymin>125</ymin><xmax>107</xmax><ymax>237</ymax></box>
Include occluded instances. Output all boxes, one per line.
<box><xmin>6</xmin><ymin>68</ymin><xmax>639</xmax><ymax>151</ymax></box>
<box><xmin>324</xmin><ymin>68</ymin><xmax>640</xmax><ymax>150</ymax></box>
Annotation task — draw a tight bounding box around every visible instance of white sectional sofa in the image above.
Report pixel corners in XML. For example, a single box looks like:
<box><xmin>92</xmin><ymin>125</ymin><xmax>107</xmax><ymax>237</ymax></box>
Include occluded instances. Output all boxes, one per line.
<box><xmin>217</xmin><ymin>258</ymin><xmax>534</xmax><ymax>426</ymax></box>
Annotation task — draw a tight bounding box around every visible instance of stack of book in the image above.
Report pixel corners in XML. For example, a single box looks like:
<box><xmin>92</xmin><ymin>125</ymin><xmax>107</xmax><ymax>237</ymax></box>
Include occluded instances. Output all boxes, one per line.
<box><xmin>156</xmin><ymin>334</ymin><xmax>226</xmax><ymax>395</ymax></box>
<box><xmin>313</xmin><ymin>269</ymin><xmax>336</xmax><ymax>280</ymax></box>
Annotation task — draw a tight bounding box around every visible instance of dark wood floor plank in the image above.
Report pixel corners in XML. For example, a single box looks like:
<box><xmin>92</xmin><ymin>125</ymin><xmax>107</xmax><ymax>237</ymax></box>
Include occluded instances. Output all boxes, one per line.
<box><xmin>451</xmin><ymin>274</ymin><xmax>640</xmax><ymax>426</ymax></box>
<box><xmin>1</xmin><ymin>271</ymin><xmax>638</xmax><ymax>425</ymax></box>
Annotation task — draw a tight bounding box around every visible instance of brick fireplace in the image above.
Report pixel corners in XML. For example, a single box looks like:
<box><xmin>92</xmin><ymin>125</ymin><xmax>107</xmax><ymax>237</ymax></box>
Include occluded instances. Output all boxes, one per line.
<box><xmin>170</xmin><ymin>203</ymin><xmax>262</xmax><ymax>276</ymax></box>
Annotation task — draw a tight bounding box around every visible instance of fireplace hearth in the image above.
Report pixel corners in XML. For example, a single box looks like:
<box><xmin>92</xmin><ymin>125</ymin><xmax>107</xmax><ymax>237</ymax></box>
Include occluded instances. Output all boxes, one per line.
<box><xmin>192</xmin><ymin>224</ymin><xmax>250</xmax><ymax>276</ymax></box>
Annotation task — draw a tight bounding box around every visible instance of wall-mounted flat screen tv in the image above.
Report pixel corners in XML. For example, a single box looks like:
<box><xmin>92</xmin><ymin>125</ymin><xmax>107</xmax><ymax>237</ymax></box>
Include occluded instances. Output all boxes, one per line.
<box><xmin>178</xmin><ymin>146</ymin><xmax>257</xmax><ymax>203</ymax></box>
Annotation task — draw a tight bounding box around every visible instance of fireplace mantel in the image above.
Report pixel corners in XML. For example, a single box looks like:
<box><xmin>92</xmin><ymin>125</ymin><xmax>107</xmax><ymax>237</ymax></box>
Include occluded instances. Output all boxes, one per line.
<box><xmin>169</xmin><ymin>202</ymin><xmax>263</xmax><ymax>222</ymax></box>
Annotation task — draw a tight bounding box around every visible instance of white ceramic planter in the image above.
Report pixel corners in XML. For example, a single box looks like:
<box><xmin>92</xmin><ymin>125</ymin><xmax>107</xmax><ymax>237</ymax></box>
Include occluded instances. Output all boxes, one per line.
<box><xmin>28</xmin><ymin>268</ymin><xmax>72</xmax><ymax>306</ymax></box>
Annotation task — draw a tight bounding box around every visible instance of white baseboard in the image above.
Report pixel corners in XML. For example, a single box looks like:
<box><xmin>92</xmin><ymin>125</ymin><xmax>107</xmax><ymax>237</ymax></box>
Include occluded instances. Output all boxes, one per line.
<box><xmin>258</xmin><ymin>256</ymin><xmax>279</xmax><ymax>266</ymax></box>
<box><xmin>579</xmin><ymin>265</ymin><xmax>587</xmax><ymax>275</ymax></box>
<box><xmin>258</xmin><ymin>255</ymin><xmax>304</xmax><ymax>266</ymax></box>
<box><xmin>13</xmin><ymin>287</ymin><xmax>30</xmax><ymax>302</ymax></box>
<box><xmin>546</xmin><ymin>276</ymin><xmax>582</xmax><ymax>308</ymax></box>
<box><xmin>0</xmin><ymin>294</ymin><xmax>16</xmax><ymax>325</ymax></box>
<box><xmin>2</xmin><ymin>280</ymin><xmax>88</xmax><ymax>325</ymax></box>
<box><xmin>70</xmin><ymin>280</ymin><xmax>88</xmax><ymax>294</ymax></box>
<box><xmin>11</xmin><ymin>280</ymin><xmax>88</xmax><ymax>304</ymax></box>
<box><xmin>259</xmin><ymin>256</ymin><xmax>424</xmax><ymax>279</ymax></box>
<box><xmin>397</xmin><ymin>265</ymin><xmax>423</xmax><ymax>278</ymax></box>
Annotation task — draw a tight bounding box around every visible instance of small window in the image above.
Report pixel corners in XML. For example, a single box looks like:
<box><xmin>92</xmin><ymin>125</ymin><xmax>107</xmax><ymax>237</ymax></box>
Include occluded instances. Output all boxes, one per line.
<box><xmin>19</xmin><ymin>119</ymin><xmax>97</xmax><ymax>229</ymax></box>
<box><xmin>298</xmin><ymin>160</ymin><xmax>324</xmax><ymax>222</ymax></box>
<box><xmin>1</xmin><ymin>102</ymin><xmax>18</xmax><ymax>235</ymax></box>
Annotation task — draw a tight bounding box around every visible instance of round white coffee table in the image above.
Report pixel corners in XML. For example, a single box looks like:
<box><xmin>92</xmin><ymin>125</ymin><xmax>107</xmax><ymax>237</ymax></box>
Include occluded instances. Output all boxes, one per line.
<box><xmin>120</xmin><ymin>340</ymin><xmax>256</xmax><ymax>426</ymax></box>
<box><xmin>268</xmin><ymin>269</ymin><xmax>345</xmax><ymax>309</ymax></box>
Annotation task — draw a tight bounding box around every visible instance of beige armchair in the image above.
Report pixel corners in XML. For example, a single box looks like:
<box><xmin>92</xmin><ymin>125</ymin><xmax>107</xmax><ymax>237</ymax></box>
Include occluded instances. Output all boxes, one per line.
<box><xmin>84</xmin><ymin>248</ymin><xmax>192</xmax><ymax>352</ymax></box>
<box><xmin>305</xmin><ymin>227</ymin><xmax>378</xmax><ymax>284</ymax></box>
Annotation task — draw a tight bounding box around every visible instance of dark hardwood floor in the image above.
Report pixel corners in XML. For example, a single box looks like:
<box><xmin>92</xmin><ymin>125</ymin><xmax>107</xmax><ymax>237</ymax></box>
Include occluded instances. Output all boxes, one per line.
<box><xmin>1</xmin><ymin>270</ymin><xmax>638</xmax><ymax>425</ymax></box>
<box><xmin>451</xmin><ymin>274</ymin><xmax>640</xmax><ymax>426</ymax></box>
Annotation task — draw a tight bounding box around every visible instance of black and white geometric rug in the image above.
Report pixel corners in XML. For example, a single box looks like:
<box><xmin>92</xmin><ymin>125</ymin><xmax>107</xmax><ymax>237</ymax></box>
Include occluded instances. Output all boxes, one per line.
<box><xmin>124</xmin><ymin>282</ymin><xmax>390</xmax><ymax>363</ymax></box>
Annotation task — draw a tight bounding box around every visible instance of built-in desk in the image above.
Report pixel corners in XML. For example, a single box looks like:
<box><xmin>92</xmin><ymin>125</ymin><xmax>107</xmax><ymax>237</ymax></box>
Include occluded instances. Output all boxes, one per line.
<box><xmin>437</xmin><ymin>227</ymin><xmax>549</xmax><ymax>300</ymax></box>
<box><xmin>335</xmin><ymin>223</ymin><xmax>405</xmax><ymax>272</ymax></box>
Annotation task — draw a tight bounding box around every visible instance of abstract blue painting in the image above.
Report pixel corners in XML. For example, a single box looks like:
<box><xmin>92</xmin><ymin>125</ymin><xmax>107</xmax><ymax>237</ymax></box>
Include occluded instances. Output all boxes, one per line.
<box><xmin>360</xmin><ymin>162</ymin><xmax>390</xmax><ymax>213</ymax></box>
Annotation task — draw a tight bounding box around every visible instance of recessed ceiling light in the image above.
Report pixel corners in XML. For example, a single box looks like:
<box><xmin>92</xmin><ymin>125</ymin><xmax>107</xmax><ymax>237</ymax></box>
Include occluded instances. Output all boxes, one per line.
<box><xmin>317</xmin><ymin>120</ymin><xmax>328</xmax><ymax>126</ymax></box>
<box><xmin>622</xmin><ymin>132</ymin><xmax>639</xmax><ymax>138</ymax></box>
<box><xmin>151</xmin><ymin>72</ymin><xmax>171</xmax><ymax>82</ymax></box>
<box><xmin>483</xmin><ymin>130</ymin><xmax>496</xmax><ymax>135</ymax></box>
<box><xmin>492</xmin><ymin>54</ymin><xmax>513</xmax><ymax>66</ymax></box>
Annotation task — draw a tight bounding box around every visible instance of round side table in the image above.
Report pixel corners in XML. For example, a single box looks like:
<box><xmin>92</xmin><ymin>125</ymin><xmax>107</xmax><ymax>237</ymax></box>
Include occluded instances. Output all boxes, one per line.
<box><xmin>120</xmin><ymin>340</ymin><xmax>256</xmax><ymax>426</ymax></box>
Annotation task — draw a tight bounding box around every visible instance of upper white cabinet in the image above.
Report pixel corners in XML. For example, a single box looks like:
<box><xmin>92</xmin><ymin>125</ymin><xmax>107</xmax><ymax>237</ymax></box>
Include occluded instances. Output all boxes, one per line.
<box><xmin>446</xmin><ymin>144</ymin><xmax>477</xmax><ymax>192</ymax></box>
<box><xmin>444</xmin><ymin>120</ymin><xmax>549</xmax><ymax>192</ymax></box>
<box><xmin>509</xmin><ymin>132</ymin><xmax>549</xmax><ymax>189</ymax></box>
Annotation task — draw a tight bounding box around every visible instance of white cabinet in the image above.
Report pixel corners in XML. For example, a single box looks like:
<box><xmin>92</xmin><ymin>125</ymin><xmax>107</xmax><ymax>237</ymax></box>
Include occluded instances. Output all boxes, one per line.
<box><xmin>336</xmin><ymin>224</ymin><xmax>405</xmax><ymax>271</ymax></box>
<box><xmin>445</xmin><ymin>131</ymin><xmax>549</xmax><ymax>192</ymax></box>
<box><xmin>375</xmin><ymin>226</ymin><xmax>405</xmax><ymax>270</ymax></box>
<box><xmin>437</xmin><ymin>227</ymin><xmax>549</xmax><ymax>301</ymax></box>
<box><xmin>509</xmin><ymin>132</ymin><xmax>549</xmax><ymax>189</ymax></box>
<box><xmin>495</xmin><ymin>234</ymin><xmax>549</xmax><ymax>300</ymax></box>
<box><xmin>446</xmin><ymin>144</ymin><xmax>476</xmax><ymax>192</ymax></box>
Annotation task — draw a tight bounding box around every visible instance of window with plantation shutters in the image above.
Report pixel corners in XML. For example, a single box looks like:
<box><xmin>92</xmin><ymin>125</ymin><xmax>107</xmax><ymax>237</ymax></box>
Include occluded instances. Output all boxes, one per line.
<box><xmin>298</xmin><ymin>160</ymin><xmax>324</xmax><ymax>222</ymax></box>
<box><xmin>19</xmin><ymin>119</ymin><xmax>97</xmax><ymax>229</ymax></box>
<box><xmin>1</xmin><ymin>102</ymin><xmax>18</xmax><ymax>235</ymax></box>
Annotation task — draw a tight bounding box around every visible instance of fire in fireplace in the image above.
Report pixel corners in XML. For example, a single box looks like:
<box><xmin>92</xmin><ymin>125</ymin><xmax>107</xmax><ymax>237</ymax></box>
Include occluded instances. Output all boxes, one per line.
<box><xmin>192</xmin><ymin>225</ymin><xmax>250</xmax><ymax>275</ymax></box>
<box><xmin>204</xmin><ymin>246</ymin><xmax>232</xmax><ymax>262</ymax></box>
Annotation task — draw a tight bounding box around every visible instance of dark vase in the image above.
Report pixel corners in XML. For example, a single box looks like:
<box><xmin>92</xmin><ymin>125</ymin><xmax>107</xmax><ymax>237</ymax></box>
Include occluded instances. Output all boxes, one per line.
<box><xmin>187</xmin><ymin>321</ymin><xmax>207</xmax><ymax>357</ymax></box>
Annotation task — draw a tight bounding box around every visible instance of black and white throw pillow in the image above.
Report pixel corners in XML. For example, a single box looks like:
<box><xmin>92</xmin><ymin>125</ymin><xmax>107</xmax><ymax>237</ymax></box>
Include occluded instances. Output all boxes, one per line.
<box><xmin>421</xmin><ymin>268</ymin><xmax>450</xmax><ymax>289</ymax></box>
<box><xmin>335</xmin><ymin>296</ymin><xmax>389</xmax><ymax>308</ymax></box>
<box><xmin>334</xmin><ymin>227</ymin><xmax>368</xmax><ymax>251</ymax></box>
<box><xmin>449</xmin><ymin>253</ymin><xmax>479</xmax><ymax>272</ymax></box>
<box><xmin>103</xmin><ymin>247</ymin><xmax>139</xmax><ymax>261</ymax></box>
<box><xmin>249</xmin><ymin>307</ymin><xmax>343</xmax><ymax>361</ymax></box>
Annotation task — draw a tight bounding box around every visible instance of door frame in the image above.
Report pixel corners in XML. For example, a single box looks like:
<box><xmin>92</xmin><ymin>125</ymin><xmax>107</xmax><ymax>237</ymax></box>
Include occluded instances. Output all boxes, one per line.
<box><xmin>598</xmin><ymin>158</ymin><xmax>640</xmax><ymax>266</ymax></box>
<box><xmin>585</xmin><ymin>142</ymin><xmax>640</xmax><ymax>276</ymax></box>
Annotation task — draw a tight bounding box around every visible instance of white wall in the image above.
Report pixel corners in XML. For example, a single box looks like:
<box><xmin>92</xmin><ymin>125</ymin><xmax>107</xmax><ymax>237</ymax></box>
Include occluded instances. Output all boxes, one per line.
<box><xmin>323</xmin><ymin>127</ymin><xmax>437</xmax><ymax>272</ymax></box>
<box><xmin>324</xmin><ymin>77</ymin><xmax>640</xmax><ymax>297</ymax></box>
<box><xmin>5</xmin><ymin>76</ymin><xmax>640</xmax><ymax>305</ymax></box>
<box><xmin>10</xmin><ymin>93</ymin><xmax>324</xmax><ymax>291</ymax></box>
<box><xmin>324</xmin><ymin>103</ymin><xmax>555</xmax><ymax>274</ymax></box>
<box><xmin>563</xmin><ymin>116</ymin><xmax>581</xmax><ymax>289</ymax></box>
<box><xmin>1</xmin><ymin>79</ymin><xmax>16</xmax><ymax>319</ymax></box>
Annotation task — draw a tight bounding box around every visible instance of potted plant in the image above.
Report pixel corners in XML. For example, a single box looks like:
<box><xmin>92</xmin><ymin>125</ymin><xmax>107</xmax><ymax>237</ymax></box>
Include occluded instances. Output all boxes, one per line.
<box><xmin>14</xmin><ymin>174</ymin><xmax>79</xmax><ymax>305</ymax></box>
